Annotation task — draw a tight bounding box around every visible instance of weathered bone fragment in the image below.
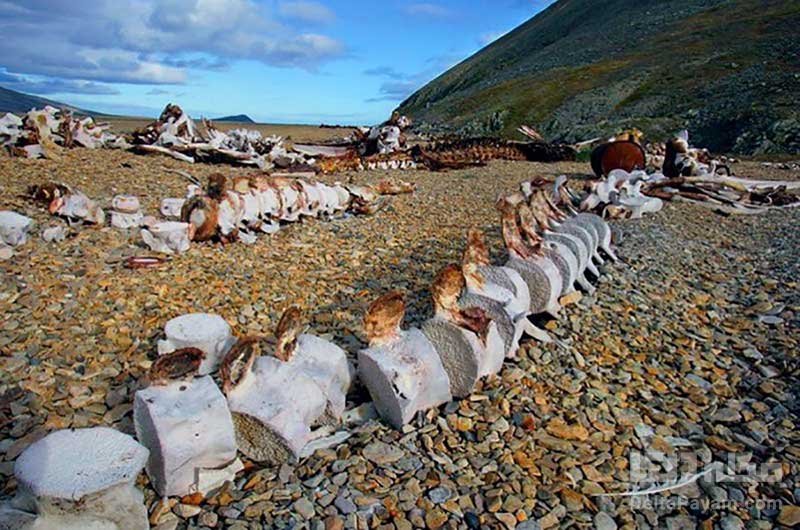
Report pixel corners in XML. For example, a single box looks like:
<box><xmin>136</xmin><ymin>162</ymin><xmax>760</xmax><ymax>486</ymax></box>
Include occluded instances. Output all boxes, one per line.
<box><xmin>422</xmin><ymin>265</ymin><xmax>505</xmax><ymax>398</ymax></box>
<box><xmin>460</xmin><ymin>229</ymin><xmax>550</xmax><ymax>352</ymax></box>
<box><xmin>134</xmin><ymin>349</ymin><xmax>240</xmax><ymax>498</ymax></box>
<box><xmin>496</xmin><ymin>196</ymin><xmax>563</xmax><ymax>317</ymax></box>
<box><xmin>0</xmin><ymin>211</ymin><xmax>33</xmax><ymax>247</ymax></box>
<box><xmin>157</xmin><ymin>313</ymin><xmax>236</xmax><ymax>375</ymax></box>
<box><xmin>553</xmin><ymin>176</ymin><xmax>618</xmax><ymax>262</ymax></box>
<box><xmin>27</xmin><ymin>183</ymin><xmax>105</xmax><ymax>225</ymax></box>
<box><xmin>1</xmin><ymin>428</ymin><xmax>149</xmax><ymax>530</ymax></box>
<box><xmin>358</xmin><ymin>292</ymin><xmax>452</xmax><ymax>429</ymax></box>
<box><xmin>160</xmin><ymin>198</ymin><xmax>186</xmax><ymax>218</ymax></box>
<box><xmin>272</xmin><ymin>307</ymin><xmax>353</xmax><ymax>421</ymax></box>
<box><xmin>375</xmin><ymin>180</ymin><xmax>416</xmax><ymax>195</ymax></box>
<box><xmin>140</xmin><ymin>221</ymin><xmax>191</xmax><ymax>254</ymax></box>
<box><xmin>220</xmin><ymin>330</ymin><xmax>329</xmax><ymax>464</ymax></box>
<box><xmin>110</xmin><ymin>194</ymin><xmax>144</xmax><ymax>229</ymax></box>
<box><xmin>41</xmin><ymin>225</ymin><xmax>67</xmax><ymax>243</ymax></box>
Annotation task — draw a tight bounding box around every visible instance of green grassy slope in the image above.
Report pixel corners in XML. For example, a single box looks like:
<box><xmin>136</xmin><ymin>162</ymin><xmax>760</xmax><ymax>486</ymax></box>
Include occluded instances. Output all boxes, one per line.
<box><xmin>398</xmin><ymin>0</ymin><xmax>800</xmax><ymax>154</ymax></box>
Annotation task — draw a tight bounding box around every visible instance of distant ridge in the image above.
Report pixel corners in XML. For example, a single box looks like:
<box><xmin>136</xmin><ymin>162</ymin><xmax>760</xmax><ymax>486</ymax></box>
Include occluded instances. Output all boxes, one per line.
<box><xmin>0</xmin><ymin>86</ymin><xmax>96</xmax><ymax>115</ymax></box>
<box><xmin>214</xmin><ymin>114</ymin><xmax>255</xmax><ymax>123</ymax></box>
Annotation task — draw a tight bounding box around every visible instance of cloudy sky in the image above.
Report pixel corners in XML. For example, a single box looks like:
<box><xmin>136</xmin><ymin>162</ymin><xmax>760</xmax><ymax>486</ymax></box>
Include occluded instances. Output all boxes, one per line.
<box><xmin>0</xmin><ymin>0</ymin><xmax>553</xmax><ymax>124</ymax></box>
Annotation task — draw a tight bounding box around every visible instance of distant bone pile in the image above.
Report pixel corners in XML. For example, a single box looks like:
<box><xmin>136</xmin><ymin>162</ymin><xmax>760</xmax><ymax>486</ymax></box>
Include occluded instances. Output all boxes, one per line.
<box><xmin>130</xmin><ymin>104</ymin><xmax>314</xmax><ymax>170</ymax></box>
<box><xmin>316</xmin><ymin>125</ymin><xmax>577</xmax><ymax>174</ymax></box>
<box><xmin>2</xmin><ymin>104</ymin><xmax>577</xmax><ymax>174</ymax></box>
<box><xmin>0</xmin><ymin>106</ymin><xmax>120</xmax><ymax>159</ymax></box>
<box><xmin>582</xmin><ymin>130</ymin><xmax>800</xmax><ymax>218</ymax></box>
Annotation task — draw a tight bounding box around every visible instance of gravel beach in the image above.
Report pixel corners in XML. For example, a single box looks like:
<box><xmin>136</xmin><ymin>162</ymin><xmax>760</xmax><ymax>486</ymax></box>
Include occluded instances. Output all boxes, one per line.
<box><xmin>0</xmin><ymin>151</ymin><xmax>798</xmax><ymax>529</ymax></box>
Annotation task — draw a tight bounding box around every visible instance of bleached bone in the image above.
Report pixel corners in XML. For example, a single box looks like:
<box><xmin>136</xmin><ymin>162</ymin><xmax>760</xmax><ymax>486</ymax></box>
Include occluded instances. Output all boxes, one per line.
<box><xmin>41</xmin><ymin>225</ymin><xmax>67</xmax><ymax>243</ymax></box>
<box><xmin>0</xmin><ymin>113</ymin><xmax>22</xmax><ymax>146</ymax></box>
<box><xmin>497</xmin><ymin>197</ymin><xmax>563</xmax><ymax>317</ymax></box>
<box><xmin>461</xmin><ymin>230</ymin><xmax>541</xmax><ymax>355</ymax></box>
<box><xmin>548</xmin><ymin>207</ymin><xmax>602</xmax><ymax>272</ymax></box>
<box><xmin>422</xmin><ymin>265</ymin><xmax>505</xmax><ymax>398</ymax></box>
<box><xmin>160</xmin><ymin>198</ymin><xmax>186</xmax><ymax>218</ymax></box>
<box><xmin>291</xmin><ymin>333</ymin><xmax>353</xmax><ymax>421</ymax></box>
<box><xmin>219</xmin><ymin>308</ymin><xmax>350</xmax><ymax>462</ymax></box>
<box><xmin>140</xmin><ymin>221</ymin><xmax>191</xmax><ymax>254</ymax></box>
<box><xmin>50</xmin><ymin>192</ymin><xmax>105</xmax><ymax>225</ymax></box>
<box><xmin>297</xmin><ymin>180</ymin><xmax>323</xmax><ymax>218</ymax></box>
<box><xmin>553</xmin><ymin>175</ymin><xmax>619</xmax><ymax>261</ymax></box>
<box><xmin>111</xmin><ymin>211</ymin><xmax>144</xmax><ymax>229</ymax></box>
<box><xmin>617</xmin><ymin>179</ymin><xmax>664</xmax><ymax>219</ymax></box>
<box><xmin>134</xmin><ymin>375</ymin><xmax>240</xmax><ymax>497</ymax></box>
<box><xmin>111</xmin><ymin>195</ymin><xmax>140</xmax><ymax>214</ymax></box>
<box><xmin>157</xmin><ymin>313</ymin><xmax>236</xmax><ymax>375</ymax></box>
<box><xmin>217</xmin><ymin>191</ymin><xmax>244</xmax><ymax>238</ymax></box>
<box><xmin>358</xmin><ymin>292</ymin><xmax>452</xmax><ymax>428</ymax></box>
<box><xmin>4</xmin><ymin>427</ymin><xmax>148</xmax><ymax>530</ymax></box>
<box><xmin>132</xmin><ymin>144</ymin><xmax>195</xmax><ymax>163</ymax></box>
<box><xmin>223</xmin><ymin>352</ymin><xmax>329</xmax><ymax>464</ymax></box>
<box><xmin>0</xmin><ymin>211</ymin><xmax>33</xmax><ymax>247</ymax></box>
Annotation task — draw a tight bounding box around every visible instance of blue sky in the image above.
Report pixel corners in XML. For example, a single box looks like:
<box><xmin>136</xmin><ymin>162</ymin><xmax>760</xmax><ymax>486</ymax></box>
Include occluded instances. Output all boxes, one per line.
<box><xmin>0</xmin><ymin>0</ymin><xmax>553</xmax><ymax>124</ymax></box>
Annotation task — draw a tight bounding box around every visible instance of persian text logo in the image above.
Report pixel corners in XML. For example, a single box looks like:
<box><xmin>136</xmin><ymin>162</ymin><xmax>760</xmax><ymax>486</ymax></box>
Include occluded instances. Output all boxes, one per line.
<box><xmin>595</xmin><ymin>449</ymin><xmax>783</xmax><ymax>499</ymax></box>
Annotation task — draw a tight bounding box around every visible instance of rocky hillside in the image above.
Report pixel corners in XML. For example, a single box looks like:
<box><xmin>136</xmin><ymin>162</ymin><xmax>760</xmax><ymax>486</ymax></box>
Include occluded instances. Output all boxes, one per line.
<box><xmin>398</xmin><ymin>0</ymin><xmax>800</xmax><ymax>154</ymax></box>
<box><xmin>0</xmin><ymin>87</ymin><xmax>94</xmax><ymax>115</ymax></box>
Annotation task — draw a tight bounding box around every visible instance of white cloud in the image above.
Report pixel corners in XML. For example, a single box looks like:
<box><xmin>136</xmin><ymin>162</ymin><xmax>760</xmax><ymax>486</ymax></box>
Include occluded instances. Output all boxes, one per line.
<box><xmin>0</xmin><ymin>0</ymin><xmax>344</xmax><ymax>91</ymax></box>
<box><xmin>278</xmin><ymin>1</ymin><xmax>335</xmax><ymax>24</ymax></box>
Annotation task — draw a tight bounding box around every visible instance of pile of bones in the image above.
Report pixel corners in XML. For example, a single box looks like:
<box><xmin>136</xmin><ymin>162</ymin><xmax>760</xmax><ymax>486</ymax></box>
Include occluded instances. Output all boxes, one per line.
<box><xmin>582</xmin><ymin>130</ymin><xmax>800</xmax><ymax>218</ymax></box>
<box><xmin>130</xmin><ymin>104</ymin><xmax>316</xmax><ymax>170</ymax></box>
<box><xmin>0</xmin><ymin>177</ymin><xmax>621</xmax><ymax>529</ymax></box>
<box><xmin>0</xmin><ymin>106</ymin><xmax>121</xmax><ymax>159</ymax></box>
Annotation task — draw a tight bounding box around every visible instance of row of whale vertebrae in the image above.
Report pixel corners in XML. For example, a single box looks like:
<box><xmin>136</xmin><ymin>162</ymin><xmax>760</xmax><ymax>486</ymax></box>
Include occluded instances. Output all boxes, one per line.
<box><xmin>178</xmin><ymin>173</ymin><xmax>390</xmax><ymax>245</ymax></box>
<box><xmin>147</xmin><ymin>176</ymin><xmax>621</xmax><ymax>437</ymax></box>
<box><xmin>358</xmin><ymin>176</ymin><xmax>621</xmax><ymax>427</ymax></box>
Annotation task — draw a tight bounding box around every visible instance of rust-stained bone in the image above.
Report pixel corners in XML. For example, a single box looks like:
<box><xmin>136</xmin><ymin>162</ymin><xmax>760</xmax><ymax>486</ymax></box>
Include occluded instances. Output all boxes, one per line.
<box><xmin>358</xmin><ymin>292</ymin><xmax>452</xmax><ymax>428</ymax></box>
<box><xmin>220</xmin><ymin>307</ymin><xmax>350</xmax><ymax>463</ymax></box>
<box><xmin>422</xmin><ymin>265</ymin><xmax>505</xmax><ymax>398</ymax></box>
